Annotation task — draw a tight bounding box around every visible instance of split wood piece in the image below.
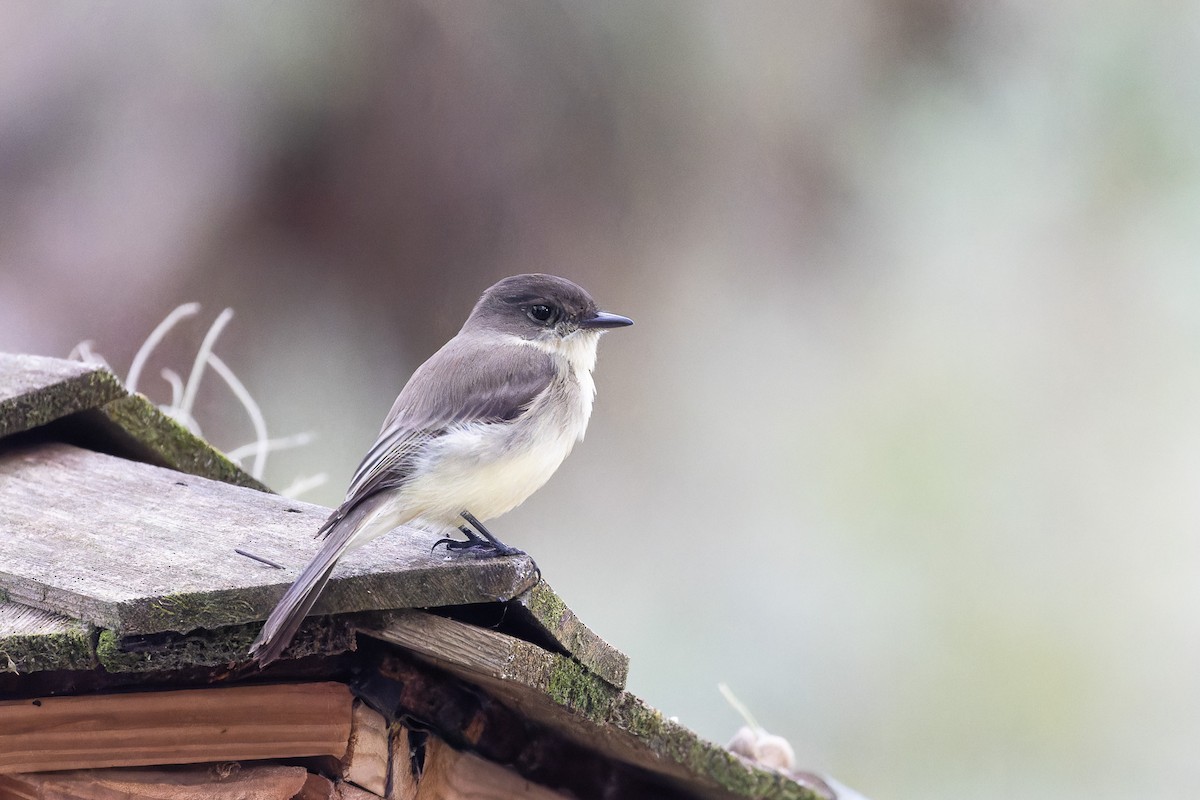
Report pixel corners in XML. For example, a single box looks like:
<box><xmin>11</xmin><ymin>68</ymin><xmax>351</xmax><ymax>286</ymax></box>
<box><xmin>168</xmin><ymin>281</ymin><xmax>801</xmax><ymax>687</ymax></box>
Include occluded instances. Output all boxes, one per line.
<box><xmin>0</xmin><ymin>443</ymin><xmax>539</xmax><ymax>636</ymax></box>
<box><xmin>0</xmin><ymin>601</ymin><xmax>94</xmax><ymax>673</ymax></box>
<box><xmin>293</xmin><ymin>772</ymin><xmax>391</xmax><ymax>800</ymax></box>
<box><xmin>506</xmin><ymin>580</ymin><xmax>629</xmax><ymax>688</ymax></box>
<box><xmin>343</xmin><ymin>701</ymin><xmax>389</xmax><ymax>796</ymax></box>
<box><xmin>0</xmin><ymin>682</ymin><xmax>354</xmax><ymax>774</ymax></box>
<box><xmin>337</xmin><ymin>782</ymin><xmax>384</xmax><ymax>800</ymax></box>
<box><xmin>413</xmin><ymin>736</ymin><xmax>569</xmax><ymax>800</ymax></box>
<box><xmin>0</xmin><ymin>354</ymin><xmax>124</xmax><ymax>439</ymax></box>
<box><xmin>0</xmin><ymin>764</ymin><xmax>311</xmax><ymax>800</ymax></box>
<box><xmin>388</xmin><ymin>727</ymin><xmax>419</xmax><ymax>800</ymax></box>
<box><xmin>295</xmin><ymin>772</ymin><xmax>339</xmax><ymax>800</ymax></box>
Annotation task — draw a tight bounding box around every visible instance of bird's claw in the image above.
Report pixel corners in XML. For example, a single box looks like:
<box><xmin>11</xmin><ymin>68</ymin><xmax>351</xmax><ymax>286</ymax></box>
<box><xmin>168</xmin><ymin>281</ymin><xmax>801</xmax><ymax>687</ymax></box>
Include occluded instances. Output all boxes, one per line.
<box><xmin>431</xmin><ymin>537</ymin><xmax>527</xmax><ymax>558</ymax></box>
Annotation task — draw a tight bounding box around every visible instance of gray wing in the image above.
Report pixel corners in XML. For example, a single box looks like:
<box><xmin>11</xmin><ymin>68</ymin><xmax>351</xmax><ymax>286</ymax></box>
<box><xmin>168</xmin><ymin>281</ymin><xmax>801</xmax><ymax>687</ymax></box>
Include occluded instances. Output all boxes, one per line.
<box><xmin>316</xmin><ymin>336</ymin><xmax>556</xmax><ymax>537</ymax></box>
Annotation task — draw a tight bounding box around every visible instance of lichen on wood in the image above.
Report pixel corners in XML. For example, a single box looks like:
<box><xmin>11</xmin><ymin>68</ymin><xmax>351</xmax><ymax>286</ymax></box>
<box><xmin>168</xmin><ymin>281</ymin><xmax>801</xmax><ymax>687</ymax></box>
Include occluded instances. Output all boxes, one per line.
<box><xmin>94</xmin><ymin>394</ymin><xmax>269</xmax><ymax>491</ymax></box>
<box><xmin>510</xmin><ymin>580</ymin><xmax>629</xmax><ymax>688</ymax></box>
<box><xmin>0</xmin><ymin>354</ymin><xmax>126</xmax><ymax>438</ymax></box>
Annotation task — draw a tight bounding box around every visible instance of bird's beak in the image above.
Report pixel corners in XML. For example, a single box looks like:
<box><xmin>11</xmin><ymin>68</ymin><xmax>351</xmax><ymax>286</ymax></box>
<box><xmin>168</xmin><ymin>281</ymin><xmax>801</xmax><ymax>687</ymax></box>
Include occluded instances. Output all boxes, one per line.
<box><xmin>579</xmin><ymin>310</ymin><xmax>634</xmax><ymax>329</ymax></box>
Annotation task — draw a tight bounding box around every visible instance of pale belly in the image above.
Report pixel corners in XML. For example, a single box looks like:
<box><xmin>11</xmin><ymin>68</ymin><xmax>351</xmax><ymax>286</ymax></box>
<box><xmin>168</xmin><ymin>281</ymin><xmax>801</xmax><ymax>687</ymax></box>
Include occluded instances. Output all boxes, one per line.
<box><xmin>343</xmin><ymin>337</ymin><xmax>599</xmax><ymax>549</ymax></box>
<box><xmin>347</xmin><ymin>395</ymin><xmax>587</xmax><ymax>550</ymax></box>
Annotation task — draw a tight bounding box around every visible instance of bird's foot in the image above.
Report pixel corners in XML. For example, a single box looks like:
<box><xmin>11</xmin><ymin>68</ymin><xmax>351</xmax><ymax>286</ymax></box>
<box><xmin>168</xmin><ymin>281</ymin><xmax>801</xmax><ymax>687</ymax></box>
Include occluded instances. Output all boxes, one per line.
<box><xmin>431</xmin><ymin>536</ymin><xmax>526</xmax><ymax>557</ymax></box>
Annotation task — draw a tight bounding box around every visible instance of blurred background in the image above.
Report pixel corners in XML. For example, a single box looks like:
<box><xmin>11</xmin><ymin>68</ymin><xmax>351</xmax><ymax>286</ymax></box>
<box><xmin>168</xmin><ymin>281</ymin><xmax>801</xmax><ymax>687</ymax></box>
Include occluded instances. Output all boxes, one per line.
<box><xmin>3</xmin><ymin>2</ymin><xmax>1199</xmax><ymax>797</ymax></box>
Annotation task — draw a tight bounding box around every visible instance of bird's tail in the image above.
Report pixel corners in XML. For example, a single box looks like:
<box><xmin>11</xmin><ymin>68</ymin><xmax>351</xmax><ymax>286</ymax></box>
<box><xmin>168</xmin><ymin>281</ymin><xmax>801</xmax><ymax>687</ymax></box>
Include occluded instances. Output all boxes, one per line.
<box><xmin>248</xmin><ymin>543</ymin><xmax>342</xmax><ymax>667</ymax></box>
<box><xmin>248</xmin><ymin>498</ymin><xmax>383</xmax><ymax>667</ymax></box>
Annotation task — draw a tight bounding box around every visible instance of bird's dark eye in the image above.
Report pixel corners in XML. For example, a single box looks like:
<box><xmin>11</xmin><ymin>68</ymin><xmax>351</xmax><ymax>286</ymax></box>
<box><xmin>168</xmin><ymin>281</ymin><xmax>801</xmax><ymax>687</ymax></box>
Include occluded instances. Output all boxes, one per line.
<box><xmin>528</xmin><ymin>304</ymin><xmax>554</xmax><ymax>323</ymax></box>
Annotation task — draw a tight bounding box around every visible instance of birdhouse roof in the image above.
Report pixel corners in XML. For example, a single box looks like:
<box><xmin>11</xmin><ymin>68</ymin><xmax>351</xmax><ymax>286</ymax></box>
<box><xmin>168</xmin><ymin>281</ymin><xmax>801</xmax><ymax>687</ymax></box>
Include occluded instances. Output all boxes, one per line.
<box><xmin>0</xmin><ymin>352</ymin><xmax>823</xmax><ymax>800</ymax></box>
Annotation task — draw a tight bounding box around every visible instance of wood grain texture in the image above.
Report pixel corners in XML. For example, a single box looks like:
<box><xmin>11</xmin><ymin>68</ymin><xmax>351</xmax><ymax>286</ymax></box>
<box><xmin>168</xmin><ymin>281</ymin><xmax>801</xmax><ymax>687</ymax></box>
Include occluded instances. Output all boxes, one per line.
<box><xmin>0</xmin><ymin>602</ymin><xmax>79</xmax><ymax>636</ymax></box>
<box><xmin>0</xmin><ymin>443</ymin><xmax>539</xmax><ymax>634</ymax></box>
<box><xmin>0</xmin><ymin>682</ymin><xmax>353</xmax><ymax>773</ymax></box>
<box><xmin>0</xmin><ymin>602</ymin><xmax>94</xmax><ymax>673</ymax></box>
<box><xmin>0</xmin><ymin>353</ymin><xmax>125</xmax><ymax>439</ymax></box>
<box><xmin>388</xmin><ymin>728</ymin><xmax>419</xmax><ymax>800</ymax></box>
<box><xmin>0</xmin><ymin>764</ymin><xmax>311</xmax><ymax>800</ymax></box>
<box><xmin>414</xmin><ymin>736</ymin><xmax>569</xmax><ymax>800</ymax></box>
<box><xmin>343</xmin><ymin>702</ymin><xmax>389</xmax><ymax>796</ymax></box>
<box><xmin>373</xmin><ymin>633</ymin><xmax>823</xmax><ymax>800</ymax></box>
<box><xmin>362</xmin><ymin>611</ymin><xmax>616</xmax><ymax>714</ymax></box>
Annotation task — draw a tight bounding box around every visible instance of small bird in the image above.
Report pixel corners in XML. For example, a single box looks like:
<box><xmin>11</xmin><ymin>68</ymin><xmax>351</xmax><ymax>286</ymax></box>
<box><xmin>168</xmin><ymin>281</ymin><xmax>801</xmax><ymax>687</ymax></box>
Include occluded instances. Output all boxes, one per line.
<box><xmin>249</xmin><ymin>274</ymin><xmax>632</xmax><ymax>665</ymax></box>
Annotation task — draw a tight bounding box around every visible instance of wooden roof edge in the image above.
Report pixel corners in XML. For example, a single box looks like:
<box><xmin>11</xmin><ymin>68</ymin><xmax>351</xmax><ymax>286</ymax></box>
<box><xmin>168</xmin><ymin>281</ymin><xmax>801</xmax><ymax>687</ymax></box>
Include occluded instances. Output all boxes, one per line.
<box><xmin>0</xmin><ymin>354</ymin><xmax>125</xmax><ymax>439</ymax></box>
<box><xmin>362</xmin><ymin>611</ymin><xmax>824</xmax><ymax>800</ymax></box>
<box><xmin>0</xmin><ymin>605</ymin><xmax>823</xmax><ymax>799</ymax></box>
<box><xmin>509</xmin><ymin>580</ymin><xmax>630</xmax><ymax>689</ymax></box>
<box><xmin>0</xmin><ymin>353</ymin><xmax>266</xmax><ymax>492</ymax></box>
<box><xmin>88</xmin><ymin>395</ymin><xmax>270</xmax><ymax>492</ymax></box>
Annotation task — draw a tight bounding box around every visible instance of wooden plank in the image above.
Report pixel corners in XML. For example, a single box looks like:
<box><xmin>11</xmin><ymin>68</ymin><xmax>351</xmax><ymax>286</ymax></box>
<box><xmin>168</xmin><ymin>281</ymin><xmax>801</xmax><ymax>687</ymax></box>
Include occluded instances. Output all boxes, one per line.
<box><xmin>90</xmin><ymin>394</ymin><xmax>270</xmax><ymax>491</ymax></box>
<box><xmin>508</xmin><ymin>580</ymin><xmax>629</xmax><ymax>688</ymax></box>
<box><xmin>343</xmin><ymin>702</ymin><xmax>389</xmax><ymax>796</ymax></box>
<box><xmin>0</xmin><ymin>353</ymin><xmax>126</xmax><ymax>439</ymax></box>
<box><xmin>0</xmin><ymin>443</ymin><xmax>539</xmax><ymax>635</ymax></box>
<box><xmin>363</xmin><ymin>610</ymin><xmax>621</xmax><ymax>721</ymax></box>
<box><xmin>369</xmin><ymin>635</ymin><xmax>821</xmax><ymax>800</ymax></box>
<box><xmin>413</xmin><ymin>736</ymin><xmax>569</xmax><ymax>800</ymax></box>
<box><xmin>0</xmin><ymin>602</ymin><xmax>78</xmax><ymax>637</ymax></box>
<box><xmin>0</xmin><ymin>764</ymin><xmax>310</xmax><ymax>800</ymax></box>
<box><xmin>0</xmin><ymin>682</ymin><xmax>354</xmax><ymax>773</ymax></box>
<box><xmin>0</xmin><ymin>602</ymin><xmax>94</xmax><ymax>673</ymax></box>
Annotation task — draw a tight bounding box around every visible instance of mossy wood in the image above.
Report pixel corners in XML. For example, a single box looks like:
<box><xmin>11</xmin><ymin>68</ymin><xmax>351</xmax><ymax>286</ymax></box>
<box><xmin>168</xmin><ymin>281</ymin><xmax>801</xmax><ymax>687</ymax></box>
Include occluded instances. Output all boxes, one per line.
<box><xmin>0</xmin><ymin>352</ymin><xmax>266</xmax><ymax>490</ymax></box>
<box><xmin>507</xmin><ymin>579</ymin><xmax>629</xmax><ymax>688</ymax></box>
<box><xmin>0</xmin><ymin>354</ymin><xmax>124</xmax><ymax>439</ymax></box>
<box><xmin>0</xmin><ymin>443</ymin><xmax>538</xmax><ymax>635</ymax></box>
<box><xmin>364</xmin><ymin>612</ymin><xmax>820</xmax><ymax>800</ymax></box>
<box><xmin>0</xmin><ymin>351</ymin><xmax>829</xmax><ymax>800</ymax></box>
<box><xmin>0</xmin><ymin>602</ymin><xmax>94</xmax><ymax>673</ymax></box>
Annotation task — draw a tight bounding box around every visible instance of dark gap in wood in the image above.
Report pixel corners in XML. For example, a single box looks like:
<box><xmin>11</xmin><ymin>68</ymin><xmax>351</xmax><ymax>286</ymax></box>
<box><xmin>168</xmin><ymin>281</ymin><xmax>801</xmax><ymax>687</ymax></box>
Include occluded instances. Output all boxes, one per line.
<box><xmin>0</xmin><ymin>408</ymin><xmax>170</xmax><ymax>472</ymax></box>
<box><xmin>425</xmin><ymin>601</ymin><xmax>571</xmax><ymax>660</ymax></box>
<box><xmin>349</xmin><ymin>641</ymin><xmax>698</xmax><ymax>800</ymax></box>
<box><xmin>0</xmin><ymin>648</ymin><xmax>362</xmax><ymax>702</ymax></box>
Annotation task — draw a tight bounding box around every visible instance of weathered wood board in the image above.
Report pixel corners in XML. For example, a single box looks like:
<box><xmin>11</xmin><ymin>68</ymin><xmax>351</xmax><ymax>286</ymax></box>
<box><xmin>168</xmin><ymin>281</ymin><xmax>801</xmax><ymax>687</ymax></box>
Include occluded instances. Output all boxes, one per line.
<box><xmin>0</xmin><ymin>443</ymin><xmax>539</xmax><ymax>634</ymax></box>
<box><xmin>0</xmin><ymin>601</ymin><xmax>94</xmax><ymax>672</ymax></box>
<box><xmin>0</xmin><ymin>352</ymin><xmax>267</xmax><ymax>490</ymax></box>
<box><xmin>366</xmin><ymin>613</ymin><xmax>820</xmax><ymax>800</ymax></box>
<box><xmin>509</xmin><ymin>580</ymin><xmax>629</xmax><ymax>688</ymax></box>
<box><xmin>0</xmin><ymin>682</ymin><xmax>353</xmax><ymax>772</ymax></box>
<box><xmin>0</xmin><ymin>354</ymin><xmax>124</xmax><ymax>439</ymax></box>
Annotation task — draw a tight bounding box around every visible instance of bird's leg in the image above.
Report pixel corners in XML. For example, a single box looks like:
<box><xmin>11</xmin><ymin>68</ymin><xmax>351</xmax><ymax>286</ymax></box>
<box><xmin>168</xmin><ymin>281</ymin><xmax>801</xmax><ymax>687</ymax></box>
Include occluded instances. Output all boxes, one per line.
<box><xmin>441</xmin><ymin>512</ymin><xmax>539</xmax><ymax>580</ymax></box>
<box><xmin>460</xmin><ymin>510</ymin><xmax>522</xmax><ymax>555</ymax></box>
<box><xmin>431</xmin><ymin>523</ymin><xmax>492</xmax><ymax>553</ymax></box>
<box><xmin>431</xmin><ymin>511</ymin><xmax>527</xmax><ymax>557</ymax></box>
<box><xmin>446</xmin><ymin>513</ymin><xmax>520</xmax><ymax>556</ymax></box>
<box><xmin>459</xmin><ymin>525</ymin><xmax>487</xmax><ymax>542</ymax></box>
